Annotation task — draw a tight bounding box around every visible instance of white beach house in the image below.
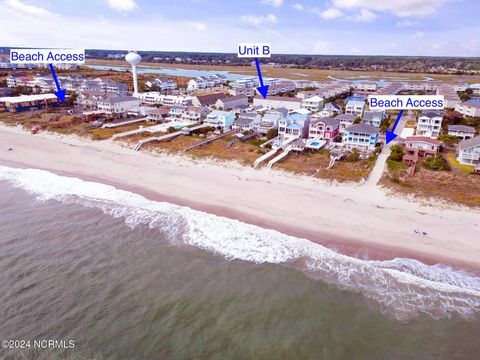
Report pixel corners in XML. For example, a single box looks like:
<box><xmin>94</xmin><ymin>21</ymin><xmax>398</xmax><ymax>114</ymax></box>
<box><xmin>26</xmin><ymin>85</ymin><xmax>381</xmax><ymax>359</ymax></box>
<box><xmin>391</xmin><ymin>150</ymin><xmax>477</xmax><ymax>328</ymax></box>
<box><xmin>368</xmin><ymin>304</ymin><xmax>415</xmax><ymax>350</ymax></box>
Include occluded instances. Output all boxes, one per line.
<box><xmin>301</xmin><ymin>96</ymin><xmax>324</xmax><ymax>112</ymax></box>
<box><xmin>97</xmin><ymin>96</ymin><xmax>141</xmax><ymax>115</ymax></box>
<box><xmin>345</xmin><ymin>97</ymin><xmax>366</xmax><ymax>117</ymax></box>
<box><xmin>416</xmin><ymin>111</ymin><xmax>443</xmax><ymax>139</ymax></box>
<box><xmin>447</xmin><ymin>125</ymin><xmax>476</xmax><ymax>140</ymax></box>
<box><xmin>455</xmin><ymin>102</ymin><xmax>480</xmax><ymax>118</ymax></box>
<box><xmin>457</xmin><ymin>136</ymin><xmax>480</xmax><ymax>167</ymax></box>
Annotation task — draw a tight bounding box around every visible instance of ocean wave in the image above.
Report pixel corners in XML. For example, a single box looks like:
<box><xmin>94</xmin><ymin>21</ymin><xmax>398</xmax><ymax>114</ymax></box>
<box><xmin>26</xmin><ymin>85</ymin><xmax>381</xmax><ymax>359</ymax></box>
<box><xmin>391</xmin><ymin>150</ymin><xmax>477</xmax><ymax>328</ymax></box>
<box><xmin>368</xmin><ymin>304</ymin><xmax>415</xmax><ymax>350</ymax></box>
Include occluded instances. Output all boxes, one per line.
<box><xmin>1</xmin><ymin>165</ymin><xmax>480</xmax><ymax>321</ymax></box>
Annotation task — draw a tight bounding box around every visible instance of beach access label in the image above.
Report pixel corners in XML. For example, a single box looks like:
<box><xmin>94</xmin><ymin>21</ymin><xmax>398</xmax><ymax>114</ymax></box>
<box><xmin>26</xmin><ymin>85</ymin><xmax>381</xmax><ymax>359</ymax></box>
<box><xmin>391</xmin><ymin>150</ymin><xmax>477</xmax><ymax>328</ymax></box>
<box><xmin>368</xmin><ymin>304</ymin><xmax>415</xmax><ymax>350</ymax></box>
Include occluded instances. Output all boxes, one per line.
<box><xmin>10</xmin><ymin>49</ymin><xmax>85</xmax><ymax>64</ymax></box>
<box><xmin>368</xmin><ymin>95</ymin><xmax>445</xmax><ymax>111</ymax></box>
<box><xmin>237</xmin><ymin>43</ymin><xmax>271</xmax><ymax>58</ymax></box>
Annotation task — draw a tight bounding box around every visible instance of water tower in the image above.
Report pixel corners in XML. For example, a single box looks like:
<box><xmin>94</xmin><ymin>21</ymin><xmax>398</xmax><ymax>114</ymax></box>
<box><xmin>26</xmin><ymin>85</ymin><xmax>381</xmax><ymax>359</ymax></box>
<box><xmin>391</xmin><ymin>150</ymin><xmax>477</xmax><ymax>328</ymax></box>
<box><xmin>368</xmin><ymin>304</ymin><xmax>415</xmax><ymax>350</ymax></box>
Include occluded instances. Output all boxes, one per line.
<box><xmin>125</xmin><ymin>51</ymin><xmax>142</xmax><ymax>95</ymax></box>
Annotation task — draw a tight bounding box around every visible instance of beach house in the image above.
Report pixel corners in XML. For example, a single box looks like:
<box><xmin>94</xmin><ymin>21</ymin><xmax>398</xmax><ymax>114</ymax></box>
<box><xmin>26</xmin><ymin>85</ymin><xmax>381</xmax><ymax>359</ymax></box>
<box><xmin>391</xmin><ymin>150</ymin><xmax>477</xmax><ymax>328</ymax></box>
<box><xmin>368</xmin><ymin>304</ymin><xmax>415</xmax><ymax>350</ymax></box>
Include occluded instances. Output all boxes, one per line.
<box><xmin>228</xmin><ymin>87</ymin><xmax>256</xmax><ymax>98</ymax></box>
<box><xmin>455</xmin><ymin>102</ymin><xmax>480</xmax><ymax>118</ymax></box>
<box><xmin>354</xmin><ymin>82</ymin><xmax>377</xmax><ymax>92</ymax></box>
<box><xmin>215</xmin><ymin>95</ymin><xmax>249</xmax><ymax>110</ymax></box>
<box><xmin>301</xmin><ymin>96</ymin><xmax>324</xmax><ymax>112</ymax></box>
<box><xmin>147</xmin><ymin>108</ymin><xmax>169</xmax><ymax>123</ymax></box>
<box><xmin>192</xmin><ymin>93</ymin><xmax>226</xmax><ymax>107</ymax></box>
<box><xmin>232</xmin><ymin>113</ymin><xmax>260</xmax><ymax>132</ymax></box>
<box><xmin>436</xmin><ymin>84</ymin><xmax>460</xmax><ymax>109</ymax></box>
<box><xmin>97</xmin><ymin>96</ymin><xmax>141</xmax><ymax>115</ymax></box>
<box><xmin>166</xmin><ymin>105</ymin><xmax>188</xmax><ymax>121</ymax></box>
<box><xmin>342</xmin><ymin>124</ymin><xmax>379</xmax><ymax>152</ymax></box>
<box><xmin>308</xmin><ymin>117</ymin><xmax>340</xmax><ymax>140</ymax></box>
<box><xmin>336</xmin><ymin>114</ymin><xmax>357</xmax><ymax>134</ymax></box>
<box><xmin>253</xmin><ymin>96</ymin><xmax>302</xmax><ymax>111</ymax></box>
<box><xmin>75</xmin><ymin>91</ymin><xmax>111</xmax><ymax>108</ymax></box>
<box><xmin>362</xmin><ymin>111</ymin><xmax>385</xmax><ymax>128</ymax></box>
<box><xmin>323</xmin><ymin>102</ymin><xmax>342</xmax><ymax>114</ymax></box>
<box><xmin>278</xmin><ymin>113</ymin><xmax>310</xmax><ymax>141</ymax></box>
<box><xmin>151</xmin><ymin>78</ymin><xmax>177</xmax><ymax>91</ymax></box>
<box><xmin>401</xmin><ymin>136</ymin><xmax>441</xmax><ymax>158</ymax></box>
<box><xmin>182</xmin><ymin>106</ymin><xmax>210</xmax><ymax>122</ymax></box>
<box><xmin>203</xmin><ymin>110</ymin><xmax>235</xmax><ymax>130</ymax></box>
<box><xmin>267</xmin><ymin>81</ymin><xmax>296</xmax><ymax>96</ymax></box>
<box><xmin>447</xmin><ymin>125</ymin><xmax>476</xmax><ymax>140</ymax></box>
<box><xmin>0</xmin><ymin>94</ymin><xmax>60</xmax><ymax>112</ymax></box>
<box><xmin>254</xmin><ymin>113</ymin><xmax>282</xmax><ymax>136</ymax></box>
<box><xmin>345</xmin><ymin>97</ymin><xmax>366</xmax><ymax>117</ymax></box>
<box><xmin>457</xmin><ymin>136</ymin><xmax>480</xmax><ymax>167</ymax></box>
<box><xmin>187</xmin><ymin>75</ymin><xmax>227</xmax><ymax>91</ymax></box>
<box><xmin>416</xmin><ymin>111</ymin><xmax>443</xmax><ymax>138</ymax></box>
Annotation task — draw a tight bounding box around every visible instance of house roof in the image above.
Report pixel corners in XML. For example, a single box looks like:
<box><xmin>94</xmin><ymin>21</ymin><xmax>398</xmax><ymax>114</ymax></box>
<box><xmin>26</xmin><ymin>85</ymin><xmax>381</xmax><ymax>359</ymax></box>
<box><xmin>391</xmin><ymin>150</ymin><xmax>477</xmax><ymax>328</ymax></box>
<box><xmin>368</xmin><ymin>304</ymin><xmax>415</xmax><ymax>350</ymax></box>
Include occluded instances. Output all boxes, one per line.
<box><xmin>448</xmin><ymin>124</ymin><xmax>476</xmax><ymax>132</ymax></box>
<box><xmin>272</xmin><ymin>107</ymin><xmax>289</xmax><ymax>115</ymax></box>
<box><xmin>101</xmin><ymin>96</ymin><xmax>139</xmax><ymax>104</ymax></box>
<box><xmin>233</xmin><ymin>117</ymin><xmax>254</xmax><ymax>125</ymax></box>
<box><xmin>345</xmin><ymin>123</ymin><xmax>379</xmax><ymax>134</ymax></box>
<box><xmin>404</xmin><ymin>136</ymin><xmax>441</xmax><ymax>146</ymax></box>
<box><xmin>195</xmin><ymin>93</ymin><xmax>225</xmax><ymax>106</ymax></box>
<box><xmin>335</xmin><ymin>113</ymin><xmax>356</xmax><ymax>121</ymax></box>
<box><xmin>458</xmin><ymin>136</ymin><xmax>480</xmax><ymax>151</ymax></box>
<box><xmin>239</xmin><ymin>113</ymin><xmax>260</xmax><ymax>119</ymax></box>
<box><xmin>207</xmin><ymin>110</ymin><xmax>232</xmax><ymax>117</ymax></box>
<box><xmin>325</xmin><ymin>102</ymin><xmax>341</xmax><ymax>110</ymax></box>
<box><xmin>220</xmin><ymin>95</ymin><xmax>248</xmax><ymax>103</ymax></box>
<box><xmin>312</xmin><ymin>117</ymin><xmax>340</xmax><ymax>127</ymax></box>
<box><xmin>420</xmin><ymin>111</ymin><xmax>442</xmax><ymax>118</ymax></box>
<box><xmin>362</xmin><ymin>111</ymin><xmax>384</xmax><ymax>121</ymax></box>
<box><xmin>254</xmin><ymin>95</ymin><xmax>302</xmax><ymax>102</ymax></box>
<box><xmin>303</xmin><ymin>95</ymin><xmax>324</xmax><ymax>102</ymax></box>
<box><xmin>187</xmin><ymin>105</ymin><xmax>209</xmax><ymax>114</ymax></box>
<box><xmin>150</xmin><ymin>108</ymin><xmax>169</xmax><ymax>115</ymax></box>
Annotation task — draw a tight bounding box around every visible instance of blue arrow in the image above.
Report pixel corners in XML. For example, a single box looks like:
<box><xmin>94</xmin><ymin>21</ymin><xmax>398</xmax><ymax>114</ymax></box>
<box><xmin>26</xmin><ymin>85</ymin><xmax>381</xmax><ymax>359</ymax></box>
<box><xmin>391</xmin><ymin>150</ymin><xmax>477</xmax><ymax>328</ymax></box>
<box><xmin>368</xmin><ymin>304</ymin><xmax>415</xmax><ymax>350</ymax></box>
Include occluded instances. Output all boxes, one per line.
<box><xmin>48</xmin><ymin>64</ymin><xmax>66</xmax><ymax>103</ymax></box>
<box><xmin>385</xmin><ymin>110</ymin><xmax>403</xmax><ymax>144</ymax></box>
<box><xmin>254</xmin><ymin>58</ymin><xmax>269</xmax><ymax>99</ymax></box>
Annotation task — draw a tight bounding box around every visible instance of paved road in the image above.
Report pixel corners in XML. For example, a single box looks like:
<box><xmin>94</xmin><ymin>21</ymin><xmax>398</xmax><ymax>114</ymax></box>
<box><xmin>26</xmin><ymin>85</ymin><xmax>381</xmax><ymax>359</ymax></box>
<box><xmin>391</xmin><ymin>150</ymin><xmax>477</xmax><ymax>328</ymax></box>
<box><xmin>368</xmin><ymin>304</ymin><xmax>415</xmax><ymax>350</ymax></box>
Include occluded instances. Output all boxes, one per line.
<box><xmin>365</xmin><ymin>111</ymin><xmax>411</xmax><ymax>187</ymax></box>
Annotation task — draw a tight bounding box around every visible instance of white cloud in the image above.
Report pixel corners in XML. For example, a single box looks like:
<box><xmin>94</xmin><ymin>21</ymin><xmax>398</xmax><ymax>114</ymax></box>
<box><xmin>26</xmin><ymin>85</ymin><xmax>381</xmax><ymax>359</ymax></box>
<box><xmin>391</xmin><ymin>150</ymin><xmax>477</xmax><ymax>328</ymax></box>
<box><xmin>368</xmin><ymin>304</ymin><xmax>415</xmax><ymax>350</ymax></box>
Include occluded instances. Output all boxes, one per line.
<box><xmin>411</xmin><ymin>31</ymin><xmax>425</xmax><ymax>38</ymax></box>
<box><xmin>261</xmin><ymin>0</ymin><xmax>283</xmax><ymax>7</ymax></box>
<box><xmin>5</xmin><ymin>0</ymin><xmax>52</xmax><ymax>15</ymax></box>
<box><xmin>187</xmin><ymin>22</ymin><xmax>207</xmax><ymax>31</ymax></box>
<box><xmin>241</xmin><ymin>14</ymin><xmax>277</xmax><ymax>26</ymax></box>
<box><xmin>104</xmin><ymin>0</ymin><xmax>137</xmax><ymax>12</ymax></box>
<box><xmin>315</xmin><ymin>7</ymin><xmax>344</xmax><ymax>20</ymax></box>
<box><xmin>292</xmin><ymin>3</ymin><xmax>304</xmax><ymax>10</ymax></box>
<box><xmin>356</xmin><ymin>9</ymin><xmax>376</xmax><ymax>22</ymax></box>
<box><xmin>312</xmin><ymin>41</ymin><xmax>332</xmax><ymax>54</ymax></box>
<box><xmin>331</xmin><ymin>0</ymin><xmax>449</xmax><ymax>17</ymax></box>
<box><xmin>397</xmin><ymin>19</ymin><xmax>418</xmax><ymax>27</ymax></box>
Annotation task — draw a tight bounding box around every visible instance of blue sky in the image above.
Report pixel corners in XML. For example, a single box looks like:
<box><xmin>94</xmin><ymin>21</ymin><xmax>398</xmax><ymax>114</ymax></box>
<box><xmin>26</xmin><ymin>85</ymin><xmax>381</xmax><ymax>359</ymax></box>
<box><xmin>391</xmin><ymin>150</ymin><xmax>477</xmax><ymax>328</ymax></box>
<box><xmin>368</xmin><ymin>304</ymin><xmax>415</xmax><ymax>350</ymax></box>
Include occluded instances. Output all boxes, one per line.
<box><xmin>1</xmin><ymin>0</ymin><xmax>479</xmax><ymax>56</ymax></box>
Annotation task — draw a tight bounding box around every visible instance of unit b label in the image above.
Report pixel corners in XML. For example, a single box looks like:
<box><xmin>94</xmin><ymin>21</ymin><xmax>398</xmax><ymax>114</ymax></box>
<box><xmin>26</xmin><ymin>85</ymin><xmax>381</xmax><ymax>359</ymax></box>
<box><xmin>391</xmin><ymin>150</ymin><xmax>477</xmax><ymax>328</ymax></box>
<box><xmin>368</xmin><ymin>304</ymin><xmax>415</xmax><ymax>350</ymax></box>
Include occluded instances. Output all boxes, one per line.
<box><xmin>237</xmin><ymin>43</ymin><xmax>271</xmax><ymax>58</ymax></box>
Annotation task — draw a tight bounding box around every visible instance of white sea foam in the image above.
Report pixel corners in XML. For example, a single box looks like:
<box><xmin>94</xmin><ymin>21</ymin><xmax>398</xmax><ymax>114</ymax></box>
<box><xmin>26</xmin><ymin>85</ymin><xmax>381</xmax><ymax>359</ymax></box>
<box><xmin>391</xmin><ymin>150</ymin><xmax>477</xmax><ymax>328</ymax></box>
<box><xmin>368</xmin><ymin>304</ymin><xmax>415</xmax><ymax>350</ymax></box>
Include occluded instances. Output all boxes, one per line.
<box><xmin>1</xmin><ymin>165</ymin><xmax>480</xmax><ymax>321</ymax></box>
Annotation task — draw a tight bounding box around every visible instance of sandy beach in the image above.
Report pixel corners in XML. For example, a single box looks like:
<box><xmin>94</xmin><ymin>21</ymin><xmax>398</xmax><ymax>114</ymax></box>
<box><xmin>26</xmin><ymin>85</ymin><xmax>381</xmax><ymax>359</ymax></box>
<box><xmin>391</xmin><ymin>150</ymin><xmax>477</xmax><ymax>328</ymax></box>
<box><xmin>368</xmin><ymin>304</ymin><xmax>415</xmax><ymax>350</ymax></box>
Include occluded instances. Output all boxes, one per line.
<box><xmin>1</xmin><ymin>124</ymin><xmax>479</xmax><ymax>270</ymax></box>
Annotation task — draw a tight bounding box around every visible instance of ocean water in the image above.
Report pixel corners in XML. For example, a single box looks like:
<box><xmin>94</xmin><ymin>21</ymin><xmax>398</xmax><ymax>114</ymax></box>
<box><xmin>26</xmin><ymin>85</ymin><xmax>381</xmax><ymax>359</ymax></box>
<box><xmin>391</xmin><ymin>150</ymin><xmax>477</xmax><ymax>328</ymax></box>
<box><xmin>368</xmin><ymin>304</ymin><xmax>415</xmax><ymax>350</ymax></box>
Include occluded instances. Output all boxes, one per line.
<box><xmin>83</xmin><ymin>65</ymin><xmax>248</xmax><ymax>80</ymax></box>
<box><xmin>1</xmin><ymin>165</ymin><xmax>480</xmax><ymax>359</ymax></box>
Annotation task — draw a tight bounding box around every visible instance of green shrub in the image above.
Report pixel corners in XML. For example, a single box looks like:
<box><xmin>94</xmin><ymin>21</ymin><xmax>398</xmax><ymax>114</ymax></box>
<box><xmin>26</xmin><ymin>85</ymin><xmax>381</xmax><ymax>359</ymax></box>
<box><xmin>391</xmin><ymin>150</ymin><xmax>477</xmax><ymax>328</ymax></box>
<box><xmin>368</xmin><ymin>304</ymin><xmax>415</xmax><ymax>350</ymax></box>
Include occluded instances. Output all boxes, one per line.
<box><xmin>266</xmin><ymin>128</ymin><xmax>278</xmax><ymax>140</ymax></box>
<box><xmin>387</xmin><ymin>159</ymin><xmax>403</xmax><ymax>170</ymax></box>
<box><xmin>424</xmin><ymin>155</ymin><xmax>450</xmax><ymax>171</ymax></box>
<box><xmin>438</xmin><ymin>134</ymin><xmax>460</xmax><ymax>147</ymax></box>
<box><xmin>388</xmin><ymin>144</ymin><xmax>404</xmax><ymax>162</ymax></box>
